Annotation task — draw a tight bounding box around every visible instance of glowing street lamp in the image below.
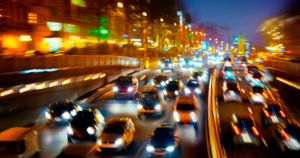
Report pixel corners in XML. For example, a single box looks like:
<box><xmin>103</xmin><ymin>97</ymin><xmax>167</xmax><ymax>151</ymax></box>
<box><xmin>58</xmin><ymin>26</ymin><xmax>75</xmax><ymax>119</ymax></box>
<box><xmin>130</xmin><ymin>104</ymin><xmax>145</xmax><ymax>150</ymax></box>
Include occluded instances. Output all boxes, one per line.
<box><xmin>143</xmin><ymin>12</ymin><xmax>147</xmax><ymax>16</ymax></box>
<box><xmin>174</xmin><ymin>23</ymin><xmax>176</xmax><ymax>26</ymax></box>
<box><xmin>160</xmin><ymin>18</ymin><xmax>163</xmax><ymax>22</ymax></box>
<box><xmin>117</xmin><ymin>2</ymin><xmax>123</xmax><ymax>8</ymax></box>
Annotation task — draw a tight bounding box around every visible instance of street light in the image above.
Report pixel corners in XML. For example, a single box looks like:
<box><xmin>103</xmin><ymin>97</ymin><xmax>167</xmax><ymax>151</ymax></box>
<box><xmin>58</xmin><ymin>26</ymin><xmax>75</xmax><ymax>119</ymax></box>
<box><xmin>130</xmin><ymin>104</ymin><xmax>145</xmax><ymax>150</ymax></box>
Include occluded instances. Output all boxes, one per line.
<box><xmin>215</xmin><ymin>38</ymin><xmax>217</xmax><ymax>40</ymax></box>
<box><xmin>209</xmin><ymin>38</ymin><xmax>211</xmax><ymax>40</ymax></box>
<box><xmin>117</xmin><ymin>2</ymin><xmax>123</xmax><ymax>8</ymax></box>
<box><xmin>160</xmin><ymin>18</ymin><xmax>163</xmax><ymax>22</ymax></box>
<box><xmin>174</xmin><ymin>23</ymin><xmax>176</xmax><ymax>26</ymax></box>
<box><xmin>143</xmin><ymin>12</ymin><xmax>147</xmax><ymax>16</ymax></box>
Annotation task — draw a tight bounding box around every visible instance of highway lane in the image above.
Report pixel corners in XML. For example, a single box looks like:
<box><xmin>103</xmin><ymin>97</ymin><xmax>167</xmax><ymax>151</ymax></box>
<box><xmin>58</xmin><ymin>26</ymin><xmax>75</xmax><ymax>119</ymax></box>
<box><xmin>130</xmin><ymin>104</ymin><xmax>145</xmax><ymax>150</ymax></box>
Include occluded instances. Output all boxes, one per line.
<box><xmin>216</xmin><ymin>62</ymin><xmax>300</xmax><ymax>158</ymax></box>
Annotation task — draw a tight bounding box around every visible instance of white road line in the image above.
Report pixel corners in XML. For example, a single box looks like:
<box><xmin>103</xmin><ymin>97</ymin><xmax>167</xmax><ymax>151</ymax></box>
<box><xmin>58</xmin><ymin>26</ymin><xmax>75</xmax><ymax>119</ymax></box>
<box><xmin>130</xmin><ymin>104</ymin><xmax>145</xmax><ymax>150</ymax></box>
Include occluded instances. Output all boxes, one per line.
<box><xmin>133</xmin><ymin>141</ymin><xmax>146</xmax><ymax>158</ymax></box>
<box><xmin>238</xmin><ymin>78</ymin><xmax>241</xmax><ymax>81</ymax></box>
<box><xmin>242</xmin><ymin>89</ymin><xmax>245</xmax><ymax>93</ymax></box>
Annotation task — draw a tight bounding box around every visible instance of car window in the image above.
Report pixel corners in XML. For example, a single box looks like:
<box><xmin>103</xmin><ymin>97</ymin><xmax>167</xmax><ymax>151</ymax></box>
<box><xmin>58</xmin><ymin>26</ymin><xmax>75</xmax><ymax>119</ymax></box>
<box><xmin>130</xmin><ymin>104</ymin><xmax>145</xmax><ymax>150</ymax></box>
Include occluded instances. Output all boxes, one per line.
<box><xmin>154</xmin><ymin>128</ymin><xmax>173</xmax><ymax>137</ymax></box>
<box><xmin>176</xmin><ymin>104</ymin><xmax>195</xmax><ymax>111</ymax></box>
<box><xmin>252</xmin><ymin>87</ymin><xmax>264</xmax><ymax>93</ymax></box>
<box><xmin>116</xmin><ymin>77</ymin><xmax>132</xmax><ymax>84</ymax></box>
<box><xmin>224</xmin><ymin>67</ymin><xmax>233</xmax><ymax>71</ymax></box>
<box><xmin>253</xmin><ymin>73</ymin><xmax>262</xmax><ymax>78</ymax></box>
<box><xmin>141</xmin><ymin>92</ymin><xmax>158</xmax><ymax>99</ymax></box>
<box><xmin>103</xmin><ymin>124</ymin><xmax>124</xmax><ymax>134</ymax></box>
<box><xmin>163</xmin><ymin>58</ymin><xmax>172</xmax><ymax>62</ymax></box>
<box><xmin>155</xmin><ymin>76</ymin><xmax>166</xmax><ymax>80</ymax></box>
<box><xmin>237</xmin><ymin>119</ymin><xmax>254</xmax><ymax>127</ymax></box>
<box><xmin>187</xmin><ymin>80</ymin><xmax>199</xmax><ymax>86</ymax></box>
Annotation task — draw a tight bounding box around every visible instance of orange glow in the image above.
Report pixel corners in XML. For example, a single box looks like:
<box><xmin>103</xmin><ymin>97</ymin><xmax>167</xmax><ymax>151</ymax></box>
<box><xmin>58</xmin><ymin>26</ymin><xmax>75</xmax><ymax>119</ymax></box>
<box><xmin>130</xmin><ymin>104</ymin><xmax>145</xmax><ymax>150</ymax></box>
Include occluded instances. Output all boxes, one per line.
<box><xmin>262</xmin><ymin>92</ymin><xmax>268</xmax><ymax>98</ymax></box>
<box><xmin>35</xmin><ymin>83</ymin><xmax>46</xmax><ymax>90</ymax></box>
<box><xmin>19</xmin><ymin>86</ymin><xmax>31</xmax><ymax>93</ymax></box>
<box><xmin>263</xmin><ymin>109</ymin><xmax>270</xmax><ymax>117</ymax></box>
<box><xmin>84</xmin><ymin>77</ymin><xmax>90</xmax><ymax>81</ymax></box>
<box><xmin>19</xmin><ymin>35</ymin><xmax>32</xmax><ymax>41</ymax></box>
<box><xmin>251</xmin><ymin>126</ymin><xmax>259</xmax><ymax>136</ymax></box>
<box><xmin>249</xmin><ymin>92</ymin><xmax>254</xmax><ymax>97</ymax></box>
<box><xmin>233</xmin><ymin>125</ymin><xmax>241</xmax><ymax>135</ymax></box>
<box><xmin>62</xmin><ymin>79</ymin><xmax>71</xmax><ymax>85</ymax></box>
<box><xmin>100</xmin><ymin>74</ymin><xmax>106</xmax><ymax>78</ymax></box>
<box><xmin>279</xmin><ymin>110</ymin><xmax>286</xmax><ymax>118</ymax></box>
<box><xmin>1</xmin><ymin>89</ymin><xmax>14</xmax><ymax>97</ymax></box>
<box><xmin>281</xmin><ymin>129</ymin><xmax>290</xmax><ymax>139</ymax></box>
<box><xmin>49</xmin><ymin>81</ymin><xmax>58</xmax><ymax>87</ymax></box>
<box><xmin>92</xmin><ymin>75</ymin><xmax>99</xmax><ymax>80</ymax></box>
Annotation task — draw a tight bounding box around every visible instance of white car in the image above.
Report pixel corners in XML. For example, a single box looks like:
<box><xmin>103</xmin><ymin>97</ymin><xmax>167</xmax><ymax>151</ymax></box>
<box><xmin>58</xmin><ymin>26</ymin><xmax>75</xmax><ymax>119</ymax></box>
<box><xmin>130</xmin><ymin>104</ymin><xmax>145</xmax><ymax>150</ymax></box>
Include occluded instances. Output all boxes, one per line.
<box><xmin>248</xmin><ymin>86</ymin><xmax>267</xmax><ymax>104</ymax></box>
<box><xmin>0</xmin><ymin>127</ymin><xmax>40</xmax><ymax>158</ymax></box>
<box><xmin>223</xmin><ymin>80</ymin><xmax>242</xmax><ymax>102</ymax></box>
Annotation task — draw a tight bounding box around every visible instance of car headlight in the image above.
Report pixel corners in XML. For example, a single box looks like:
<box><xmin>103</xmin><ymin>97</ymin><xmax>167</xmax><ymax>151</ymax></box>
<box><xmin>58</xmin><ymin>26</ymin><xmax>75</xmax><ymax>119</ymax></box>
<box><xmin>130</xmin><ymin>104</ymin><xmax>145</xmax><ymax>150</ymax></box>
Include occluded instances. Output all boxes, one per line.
<box><xmin>195</xmin><ymin>88</ymin><xmax>201</xmax><ymax>94</ymax></box>
<box><xmin>87</xmin><ymin>127</ymin><xmax>95</xmax><ymax>134</ymax></box>
<box><xmin>166</xmin><ymin>146</ymin><xmax>174</xmax><ymax>152</ymax></box>
<box><xmin>189</xmin><ymin>61</ymin><xmax>193</xmax><ymax>64</ymax></box>
<box><xmin>67</xmin><ymin>126</ymin><xmax>73</xmax><ymax>135</ymax></box>
<box><xmin>166</xmin><ymin>80</ymin><xmax>169</xmax><ymax>84</ymax></box>
<box><xmin>174</xmin><ymin>111</ymin><xmax>180</xmax><ymax>122</ymax></box>
<box><xmin>97</xmin><ymin>139</ymin><xmax>102</xmax><ymax>145</ymax></box>
<box><xmin>175</xmin><ymin>91</ymin><xmax>179</xmax><ymax>95</ymax></box>
<box><xmin>45</xmin><ymin>112</ymin><xmax>51</xmax><ymax>119</ymax></box>
<box><xmin>115</xmin><ymin>138</ymin><xmax>123</xmax><ymax>145</ymax></box>
<box><xmin>169</xmin><ymin>64</ymin><xmax>172</xmax><ymax>67</ymax></box>
<box><xmin>185</xmin><ymin>88</ymin><xmax>191</xmax><ymax>94</ymax></box>
<box><xmin>197</xmin><ymin>76</ymin><xmax>202</xmax><ymax>80</ymax></box>
<box><xmin>155</xmin><ymin>104</ymin><xmax>161</xmax><ymax>110</ymax></box>
<box><xmin>113</xmin><ymin>87</ymin><xmax>118</xmax><ymax>92</ymax></box>
<box><xmin>164</xmin><ymin>90</ymin><xmax>167</xmax><ymax>95</ymax></box>
<box><xmin>62</xmin><ymin>112</ymin><xmax>71</xmax><ymax>119</ymax></box>
<box><xmin>128</xmin><ymin>87</ymin><xmax>133</xmax><ymax>92</ymax></box>
<box><xmin>147</xmin><ymin>145</ymin><xmax>155</xmax><ymax>152</ymax></box>
<box><xmin>77</xmin><ymin>105</ymin><xmax>83</xmax><ymax>111</ymax></box>
<box><xmin>158</xmin><ymin>61</ymin><xmax>161</xmax><ymax>65</ymax></box>
<box><xmin>181</xmin><ymin>61</ymin><xmax>185</xmax><ymax>64</ymax></box>
<box><xmin>161</xmin><ymin>81</ymin><xmax>166</xmax><ymax>86</ymax></box>
<box><xmin>161</xmin><ymin>64</ymin><xmax>165</xmax><ymax>67</ymax></box>
<box><xmin>70</xmin><ymin>109</ymin><xmax>77</xmax><ymax>116</ymax></box>
<box><xmin>190</xmin><ymin>112</ymin><xmax>198</xmax><ymax>122</ymax></box>
<box><xmin>138</xmin><ymin>104</ymin><xmax>143</xmax><ymax>110</ymax></box>
<box><xmin>152</xmin><ymin>81</ymin><xmax>155</xmax><ymax>85</ymax></box>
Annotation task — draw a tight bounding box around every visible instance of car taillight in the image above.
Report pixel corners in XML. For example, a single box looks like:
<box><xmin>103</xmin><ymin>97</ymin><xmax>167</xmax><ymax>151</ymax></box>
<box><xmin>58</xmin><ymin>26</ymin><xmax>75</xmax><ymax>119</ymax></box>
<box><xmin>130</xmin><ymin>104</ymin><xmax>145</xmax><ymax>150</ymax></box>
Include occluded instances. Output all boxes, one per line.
<box><xmin>233</xmin><ymin>71</ymin><xmax>236</xmax><ymax>75</ymax></box>
<box><xmin>279</xmin><ymin>110</ymin><xmax>286</xmax><ymax>118</ymax></box>
<box><xmin>251</xmin><ymin>126</ymin><xmax>259</xmax><ymax>136</ymax></box>
<box><xmin>262</xmin><ymin>92</ymin><xmax>268</xmax><ymax>98</ymax></box>
<box><xmin>263</xmin><ymin>109</ymin><xmax>270</xmax><ymax>117</ymax></box>
<box><xmin>245</xmin><ymin>71</ymin><xmax>249</xmax><ymax>75</ymax></box>
<box><xmin>222</xmin><ymin>70</ymin><xmax>225</xmax><ymax>75</ymax></box>
<box><xmin>281</xmin><ymin>129</ymin><xmax>290</xmax><ymax>139</ymax></box>
<box><xmin>249</xmin><ymin>92</ymin><xmax>254</xmax><ymax>97</ymax></box>
<box><xmin>236</xmin><ymin>96</ymin><xmax>239</xmax><ymax>101</ymax></box>
<box><xmin>237</xmin><ymin>85</ymin><xmax>241</xmax><ymax>91</ymax></box>
<box><xmin>233</xmin><ymin>125</ymin><xmax>241</xmax><ymax>135</ymax></box>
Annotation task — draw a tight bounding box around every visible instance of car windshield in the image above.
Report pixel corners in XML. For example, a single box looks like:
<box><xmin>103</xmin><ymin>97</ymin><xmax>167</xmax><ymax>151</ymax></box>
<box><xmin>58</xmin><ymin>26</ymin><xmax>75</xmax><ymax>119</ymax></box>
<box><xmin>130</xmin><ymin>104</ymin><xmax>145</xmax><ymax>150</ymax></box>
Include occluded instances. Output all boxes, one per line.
<box><xmin>162</xmin><ymin>58</ymin><xmax>172</xmax><ymax>62</ymax></box>
<box><xmin>155</xmin><ymin>76</ymin><xmax>167</xmax><ymax>80</ymax></box>
<box><xmin>224</xmin><ymin>67</ymin><xmax>233</xmax><ymax>71</ymax></box>
<box><xmin>187</xmin><ymin>80</ymin><xmax>199</xmax><ymax>86</ymax></box>
<box><xmin>252</xmin><ymin>87</ymin><xmax>264</xmax><ymax>93</ymax></box>
<box><xmin>248</xmin><ymin>66</ymin><xmax>258</xmax><ymax>70</ymax></box>
<box><xmin>268</xmin><ymin>105</ymin><xmax>282</xmax><ymax>112</ymax></box>
<box><xmin>166</xmin><ymin>81</ymin><xmax>179</xmax><ymax>90</ymax></box>
<box><xmin>224</xmin><ymin>58</ymin><xmax>231</xmax><ymax>62</ymax></box>
<box><xmin>237</xmin><ymin>119</ymin><xmax>254</xmax><ymax>128</ymax></box>
<box><xmin>71</xmin><ymin>111</ymin><xmax>95</xmax><ymax>128</ymax></box>
<box><xmin>141</xmin><ymin>92</ymin><xmax>158</xmax><ymax>99</ymax></box>
<box><xmin>154</xmin><ymin>128</ymin><xmax>173</xmax><ymax>138</ymax></box>
<box><xmin>116</xmin><ymin>77</ymin><xmax>132</xmax><ymax>85</ymax></box>
<box><xmin>177</xmin><ymin>104</ymin><xmax>195</xmax><ymax>111</ymax></box>
<box><xmin>103</xmin><ymin>124</ymin><xmax>124</xmax><ymax>134</ymax></box>
<box><xmin>194</xmin><ymin>72</ymin><xmax>202</xmax><ymax>76</ymax></box>
<box><xmin>253</xmin><ymin>73</ymin><xmax>262</xmax><ymax>78</ymax></box>
<box><xmin>0</xmin><ymin>141</ymin><xmax>20</xmax><ymax>156</ymax></box>
<box><xmin>227</xmin><ymin>84</ymin><xmax>238</xmax><ymax>91</ymax></box>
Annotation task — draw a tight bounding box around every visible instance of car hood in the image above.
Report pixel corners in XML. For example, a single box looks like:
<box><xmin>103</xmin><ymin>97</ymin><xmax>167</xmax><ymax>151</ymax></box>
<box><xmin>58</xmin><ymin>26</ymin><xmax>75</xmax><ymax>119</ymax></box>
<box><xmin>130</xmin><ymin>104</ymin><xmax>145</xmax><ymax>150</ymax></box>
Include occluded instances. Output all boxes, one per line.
<box><xmin>150</xmin><ymin>138</ymin><xmax>174</xmax><ymax>148</ymax></box>
<box><xmin>140</xmin><ymin>99</ymin><xmax>160</xmax><ymax>107</ymax></box>
<box><xmin>99</xmin><ymin>133</ymin><xmax>123</xmax><ymax>142</ymax></box>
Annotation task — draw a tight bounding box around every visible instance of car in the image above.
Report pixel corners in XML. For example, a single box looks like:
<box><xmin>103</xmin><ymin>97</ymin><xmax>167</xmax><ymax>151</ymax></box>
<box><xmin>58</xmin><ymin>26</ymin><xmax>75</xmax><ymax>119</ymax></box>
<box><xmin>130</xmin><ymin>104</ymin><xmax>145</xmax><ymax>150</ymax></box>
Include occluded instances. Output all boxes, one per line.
<box><xmin>67</xmin><ymin>109</ymin><xmax>105</xmax><ymax>142</ymax></box>
<box><xmin>146</xmin><ymin>123</ymin><xmax>180</xmax><ymax>157</ymax></box>
<box><xmin>96</xmin><ymin>117</ymin><xmax>135</xmax><ymax>152</ymax></box>
<box><xmin>164</xmin><ymin>80</ymin><xmax>183</xmax><ymax>100</ymax></box>
<box><xmin>194</xmin><ymin>55</ymin><xmax>202</xmax><ymax>61</ymax></box>
<box><xmin>244</xmin><ymin>66</ymin><xmax>259</xmax><ymax>78</ymax></box>
<box><xmin>152</xmin><ymin>74</ymin><xmax>172</xmax><ymax>89</ymax></box>
<box><xmin>113</xmin><ymin>75</ymin><xmax>138</xmax><ymax>99</ymax></box>
<box><xmin>270</xmin><ymin>123</ymin><xmax>300</xmax><ymax>152</ymax></box>
<box><xmin>193</xmin><ymin>60</ymin><xmax>203</xmax><ymax>67</ymax></box>
<box><xmin>173</xmin><ymin>95</ymin><xmax>198</xmax><ymax>130</ymax></box>
<box><xmin>159</xmin><ymin>58</ymin><xmax>174</xmax><ymax>72</ymax></box>
<box><xmin>222</xmin><ymin>56</ymin><xmax>233</xmax><ymax>67</ymax></box>
<box><xmin>157</xmin><ymin>59</ymin><xmax>162</xmax><ymax>65</ymax></box>
<box><xmin>230</xmin><ymin>114</ymin><xmax>261</xmax><ymax>146</ymax></box>
<box><xmin>0</xmin><ymin>127</ymin><xmax>40</xmax><ymax>158</ymax></box>
<box><xmin>184</xmin><ymin>79</ymin><xmax>203</xmax><ymax>96</ymax></box>
<box><xmin>223</xmin><ymin>79</ymin><xmax>242</xmax><ymax>102</ymax></box>
<box><xmin>137</xmin><ymin>88</ymin><xmax>163</xmax><ymax>118</ymax></box>
<box><xmin>239</xmin><ymin>56</ymin><xmax>249</xmax><ymax>69</ymax></box>
<box><xmin>262</xmin><ymin>102</ymin><xmax>287</xmax><ymax>125</ymax></box>
<box><xmin>248</xmin><ymin>85</ymin><xmax>268</xmax><ymax>104</ymax></box>
<box><xmin>178</xmin><ymin>56</ymin><xmax>184</xmax><ymax>61</ymax></box>
<box><xmin>181</xmin><ymin>58</ymin><xmax>193</xmax><ymax>67</ymax></box>
<box><xmin>222</xmin><ymin>66</ymin><xmax>236</xmax><ymax>79</ymax></box>
<box><xmin>245</xmin><ymin>71</ymin><xmax>264</xmax><ymax>82</ymax></box>
<box><xmin>45</xmin><ymin>100</ymin><xmax>81</xmax><ymax>126</ymax></box>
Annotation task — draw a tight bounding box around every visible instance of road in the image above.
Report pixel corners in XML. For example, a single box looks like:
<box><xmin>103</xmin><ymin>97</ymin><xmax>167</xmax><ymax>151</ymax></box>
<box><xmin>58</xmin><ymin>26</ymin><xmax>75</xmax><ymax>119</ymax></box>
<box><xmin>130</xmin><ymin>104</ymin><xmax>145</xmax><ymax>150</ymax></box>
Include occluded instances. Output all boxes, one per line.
<box><xmin>0</xmin><ymin>62</ymin><xmax>209</xmax><ymax>158</ymax></box>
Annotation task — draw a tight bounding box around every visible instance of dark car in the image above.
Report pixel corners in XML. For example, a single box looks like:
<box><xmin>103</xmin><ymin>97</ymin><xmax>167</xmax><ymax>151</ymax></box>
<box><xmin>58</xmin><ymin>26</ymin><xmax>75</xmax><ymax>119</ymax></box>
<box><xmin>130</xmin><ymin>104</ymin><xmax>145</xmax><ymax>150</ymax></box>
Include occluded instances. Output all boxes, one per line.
<box><xmin>184</xmin><ymin>79</ymin><xmax>202</xmax><ymax>96</ymax></box>
<box><xmin>146</xmin><ymin>123</ymin><xmax>180</xmax><ymax>157</ymax></box>
<box><xmin>164</xmin><ymin>80</ymin><xmax>183</xmax><ymax>100</ymax></box>
<box><xmin>248</xmin><ymin>85</ymin><xmax>267</xmax><ymax>104</ymax></box>
<box><xmin>181</xmin><ymin>58</ymin><xmax>193</xmax><ymax>67</ymax></box>
<box><xmin>45</xmin><ymin>100</ymin><xmax>81</xmax><ymax>126</ymax></box>
<box><xmin>159</xmin><ymin>58</ymin><xmax>174</xmax><ymax>73</ymax></box>
<box><xmin>230</xmin><ymin>114</ymin><xmax>261</xmax><ymax>146</ymax></box>
<box><xmin>223</xmin><ymin>79</ymin><xmax>242</xmax><ymax>102</ymax></box>
<box><xmin>262</xmin><ymin>102</ymin><xmax>287</xmax><ymax>125</ymax></box>
<box><xmin>113</xmin><ymin>75</ymin><xmax>138</xmax><ymax>99</ymax></box>
<box><xmin>67</xmin><ymin>109</ymin><xmax>105</xmax><ymax>142</ymax></box>
<box><xmin>152</xmin><ymin>74</ymin><xmax>172</xmax><ymax>89</ymax></box>
<box><xmin>137</xmin><ymin>88</ymin><xmax>163</xmax><ymax>118</ymax></box>
<box><xmin>246</xmin><ymin>71</ymin><xmax>265</xmax><ymax>82</ymax></box>
<box><xmin>270</xmin><ymin>123</ymin><xmax>300</xmax><ymax>153</ymax></box>
<box><xmin>192</xmin><ymin>71</ymin><xmax>203</xmax><ymax>81</ymax></box>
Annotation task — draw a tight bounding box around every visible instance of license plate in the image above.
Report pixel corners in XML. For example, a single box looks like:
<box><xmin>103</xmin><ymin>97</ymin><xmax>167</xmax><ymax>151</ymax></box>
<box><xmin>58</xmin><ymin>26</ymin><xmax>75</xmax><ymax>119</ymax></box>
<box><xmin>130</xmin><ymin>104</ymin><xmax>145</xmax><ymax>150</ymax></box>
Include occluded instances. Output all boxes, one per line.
<box><xmin>54</xmin><ymin>117</ymin><xmax>61</xmax><ymax>121</ymax></box>
<box><xmin>120</xmin><ymin>92</ymin><xmax>125</xmax><ymax>94</ymax></box>
<box><xmin>230</xmin><ymin>91</ymin><xmax>235</xmax><ymax>96</ymax></box>
<box><xmin>155</xmin><ymin>152</ymin><xmax>164</xmax><ymax>155</ymax></box>
<box><xmin>76</xmin><ymin>133</ymin><xmax>83</xmax><ymax>137</ymax></box>
<box><xmin>168</xmin><ymin>94</ymin><xmax>172</xmax><ymax>97</ymax></box>
<box><xmin>271</xmin><ymin>116</ymin><xmax>279</xmax><ymax>123</ymax></box>
<box><xmin>241</xmin><ymin>133</ymin><xmax>252</xmax><ymax>143</ymax></box>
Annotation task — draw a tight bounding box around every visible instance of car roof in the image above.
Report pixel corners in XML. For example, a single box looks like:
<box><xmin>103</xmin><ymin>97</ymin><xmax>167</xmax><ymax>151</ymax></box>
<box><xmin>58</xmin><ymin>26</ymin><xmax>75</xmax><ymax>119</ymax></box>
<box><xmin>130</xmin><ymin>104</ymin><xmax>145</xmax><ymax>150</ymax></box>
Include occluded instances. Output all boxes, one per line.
<box><xmin>0</xmin><ymin>127</ymin><xmax>32</xmax><ymax>141</ymax></box>
<box><xmin>107</xmin><ymin>117</ymin><xmax>130</xmax><ymax>125</ymax></box>
<box><xmin>225</xmin><ymin>79</ymin><xmax>237</xmax><ymax>84</ymax></box>
<box><xmin>142</xmin><ymin>88</ymin><xmax>159</xmax><ymax>93</ymax></box>
<box><xmin>48</xmin><ymin>100</ymin><xmax>74</xmax><ymax>108</ymax></box>
<box><xmin>177</xmin><ymin>96</ymin><xmax>195</xmax><ymax>105</ymax></box>
<box><xmin>119</xmin><ymin>75</ymin><xmax>133</xmax><ymax>78</ymax></box>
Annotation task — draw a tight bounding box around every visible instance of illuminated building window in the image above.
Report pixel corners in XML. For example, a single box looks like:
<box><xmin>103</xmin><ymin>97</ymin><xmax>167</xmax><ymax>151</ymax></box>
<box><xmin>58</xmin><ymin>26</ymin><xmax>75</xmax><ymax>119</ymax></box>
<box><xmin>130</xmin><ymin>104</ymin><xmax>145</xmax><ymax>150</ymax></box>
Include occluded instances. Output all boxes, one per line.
<box><xmin>28</xmin><ymin>13</ymin><xmax>37</xmax><ymax>23</ymax></box>
<box><xmin>47</xmin><ymin>22</ymin><xmax>62</xmax><ymax>31</ymax></box>
<box><xmin>64</xmin><ymin>23</ymin><xmax>79</xmax><ymax>33</ymax></box>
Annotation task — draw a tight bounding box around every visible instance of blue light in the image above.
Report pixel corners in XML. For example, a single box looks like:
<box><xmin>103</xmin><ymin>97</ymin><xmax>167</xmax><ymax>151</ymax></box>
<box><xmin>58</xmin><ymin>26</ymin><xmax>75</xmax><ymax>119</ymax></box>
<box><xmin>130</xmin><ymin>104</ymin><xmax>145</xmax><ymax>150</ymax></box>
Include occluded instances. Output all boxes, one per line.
<box><xmin>122</xmin><ymin>34</ymin><xmax>129</xmax><ymax>37</ymax></box>
<box><xmin>241</xmin><ymin>120</ymin><xmax>246</xmax><ymax>127</ymax></box>
<box><xmin>133</xmin><ymin>29</ymin><xmax>136</xmax><ymax>32</ymax></box>
<box><xmin>20</xmin><ymin>68</ymin><xmax>59</xmax><ymax>74</ymax></box>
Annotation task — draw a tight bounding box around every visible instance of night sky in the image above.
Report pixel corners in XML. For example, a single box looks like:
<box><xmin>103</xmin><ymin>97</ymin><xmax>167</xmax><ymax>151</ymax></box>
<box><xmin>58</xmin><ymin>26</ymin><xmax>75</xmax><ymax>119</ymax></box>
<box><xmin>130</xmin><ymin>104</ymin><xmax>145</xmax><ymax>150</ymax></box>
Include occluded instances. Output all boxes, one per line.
<box><xmin>185</xmin><ymin>0</ymin><xmax>294</xmax><ymax>46</ymax></box>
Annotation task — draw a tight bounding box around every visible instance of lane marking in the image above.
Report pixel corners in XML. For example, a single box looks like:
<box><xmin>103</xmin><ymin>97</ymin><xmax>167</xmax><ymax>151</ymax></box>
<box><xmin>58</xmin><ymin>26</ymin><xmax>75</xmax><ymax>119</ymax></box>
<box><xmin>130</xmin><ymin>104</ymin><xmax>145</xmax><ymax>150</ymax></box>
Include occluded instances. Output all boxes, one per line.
<box><xmin>238</xmin><ymin>78</ymin><xmax>241</xmax><ymax>81</ymax></box>
<box><xmin>133</xmin><ymin>141</ymin><xmax>146</xmax><ymax>158</ymax></box>
<box><xmin>242</xmin><ymin>89</ymin><xmax>245</xmax><ymax>93</ymax></box>
<box><xmin>85</xmin><ymin>146</ymin><xmax>96</xmax><ymax>156</ymax></box>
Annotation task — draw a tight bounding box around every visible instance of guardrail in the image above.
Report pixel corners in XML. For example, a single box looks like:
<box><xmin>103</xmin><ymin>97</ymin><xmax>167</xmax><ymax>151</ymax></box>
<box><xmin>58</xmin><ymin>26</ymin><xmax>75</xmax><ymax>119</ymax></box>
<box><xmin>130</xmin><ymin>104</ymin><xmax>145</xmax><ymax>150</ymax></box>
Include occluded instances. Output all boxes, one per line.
<box><xmin>0</xmin><ymin>55</ymin><xmax>144</xmax><ymax>73</ymax></box>
<box><xmin>207</xmin><ymin>68</ymin><xmax>226</xmax><ymax>158</ymax></box>
<box><xmin>264</xmin><ymin>60</ymin><xmax>300</xmax><ymax>75</ymax></box>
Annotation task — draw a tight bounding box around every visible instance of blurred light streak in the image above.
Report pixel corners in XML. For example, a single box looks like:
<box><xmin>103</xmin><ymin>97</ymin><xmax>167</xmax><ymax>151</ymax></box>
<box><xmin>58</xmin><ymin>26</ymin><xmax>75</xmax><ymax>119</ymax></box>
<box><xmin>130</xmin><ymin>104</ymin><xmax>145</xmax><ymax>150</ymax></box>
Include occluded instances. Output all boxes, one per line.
<box><xmin>62</xmin><ymin>79</ymin><xmax>71</xmax><ymax>85</ymax></box>
<box><xmin>276</xmin><ymin>77</ymin><xmax>300</xmax><ymax>89</ymax></box>
<box><xmin>49</xmin><ymin>81</ymin><xmax>58</xmax><ymax>87</ymax></box>
<box><xmin>84</xmin><ymin>77</ymin><xmax>91</xmax><ymax>81</ymax></box>
<box><xmin>36</xmin><ymin>83</ymin><xmax>46</xmax><ymax>90</ymax></box>
<box><xmin>1</xmin><ymin>89</ymin><xmax>14</xmax><ymax>97</ymax></box>
<box><xmin>19</xmin><ymin>35</ymin><xmax>32</xmax><ymax>41</ymax></box>
<box><xmin>92</xmin><ymin>75</ymin><xmax>99</xmax><ymax>80</ymax></box>
<box><xmin>107</xmin><ymin>40</ymin><xmax>116</xmax><ymax>44</ymax></box>
<box><xmin>19</xmin><ymin>86</ymin><xmax>31</xmax><ymax>93</ymax></box>
<box><xmin>100</xmin><ymin>74</ymin><xmax>106</xmax><ymax>78</ymax></box>
<box><xmin>140</xmin><ymin>75</ymin><xmax>146</xmax><ymax>80</ymax></box>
